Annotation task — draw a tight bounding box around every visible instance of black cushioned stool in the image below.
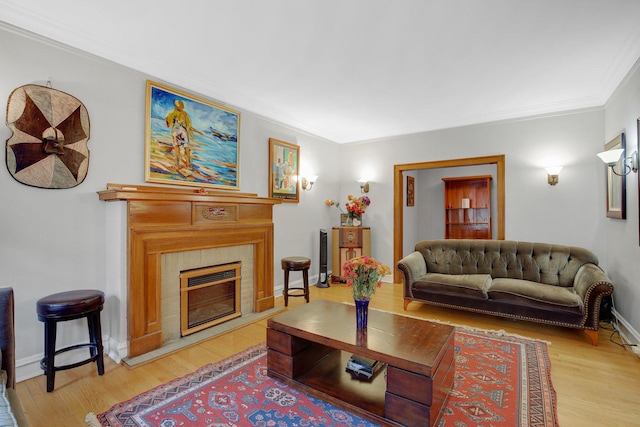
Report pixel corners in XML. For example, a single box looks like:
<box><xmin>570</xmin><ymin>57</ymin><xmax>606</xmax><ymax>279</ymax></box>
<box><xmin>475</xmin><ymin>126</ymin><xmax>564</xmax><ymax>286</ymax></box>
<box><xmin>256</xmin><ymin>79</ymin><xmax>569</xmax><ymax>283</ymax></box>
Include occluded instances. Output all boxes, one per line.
<box><xmin>36</xmin><ymin>290</ymin><xmax>105</xmax><ymax>392</ymax></box>
<box><xmin>281</xmin><ymin>256</ymin><xmax>311</xmax><ymax>307</ymax></box>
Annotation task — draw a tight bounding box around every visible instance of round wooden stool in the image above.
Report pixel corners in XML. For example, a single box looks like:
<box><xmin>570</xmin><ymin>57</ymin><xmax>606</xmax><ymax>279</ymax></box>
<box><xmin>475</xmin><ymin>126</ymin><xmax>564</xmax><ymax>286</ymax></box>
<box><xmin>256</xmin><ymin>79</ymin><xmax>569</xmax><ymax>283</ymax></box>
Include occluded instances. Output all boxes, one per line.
<box><xmin>36</xmin><ymin>290</ymin><xmax>105</xmax><ymax>392</ymax></box>
<box><xmin>281</xmin><ymin>256</ymin><xmax>311</xmax><ymax>307</ymax></box>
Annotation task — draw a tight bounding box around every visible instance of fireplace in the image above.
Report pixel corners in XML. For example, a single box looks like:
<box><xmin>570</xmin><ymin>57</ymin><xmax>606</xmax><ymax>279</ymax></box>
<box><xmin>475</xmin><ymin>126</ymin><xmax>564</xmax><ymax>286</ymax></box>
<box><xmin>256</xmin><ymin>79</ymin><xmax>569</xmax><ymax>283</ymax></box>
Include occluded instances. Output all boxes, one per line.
<box><xmin>180</xmin><ymin>263</ymin><xmax>242</xmax><ymax>336</ymax></box>
<box><xmin>98</xmin><ymin>184</ymin><xmax>280</xmax><ymax>357</ymax></box>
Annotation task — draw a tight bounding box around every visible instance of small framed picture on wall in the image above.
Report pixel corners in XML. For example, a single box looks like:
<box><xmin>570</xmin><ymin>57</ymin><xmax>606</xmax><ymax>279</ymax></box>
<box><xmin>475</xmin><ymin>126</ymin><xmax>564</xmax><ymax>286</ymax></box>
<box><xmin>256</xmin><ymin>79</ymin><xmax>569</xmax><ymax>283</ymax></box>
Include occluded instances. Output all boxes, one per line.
<box><xmin>406</xmin><ymin>175</ymin><xmax>415</xmax><ymax>206</ymax></box>
<box><xmin>268</xmin><ymin>138</ymin><xmax>300</xmax><ymax>203</ymax></box>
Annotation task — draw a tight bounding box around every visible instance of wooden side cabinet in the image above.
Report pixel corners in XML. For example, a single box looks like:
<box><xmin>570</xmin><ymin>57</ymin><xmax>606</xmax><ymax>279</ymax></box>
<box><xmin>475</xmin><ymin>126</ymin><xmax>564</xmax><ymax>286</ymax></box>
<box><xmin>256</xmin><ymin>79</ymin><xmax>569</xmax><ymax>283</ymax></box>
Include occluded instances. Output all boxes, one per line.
<box><xmin>442</xmin><ymin>175</ymin><xmax>492</xmax><ymax>239</ymax></box>
<box><xmin>331</xmin><ymin>227</ymin><xmax>371</xmax><ymax>282</ymax></box>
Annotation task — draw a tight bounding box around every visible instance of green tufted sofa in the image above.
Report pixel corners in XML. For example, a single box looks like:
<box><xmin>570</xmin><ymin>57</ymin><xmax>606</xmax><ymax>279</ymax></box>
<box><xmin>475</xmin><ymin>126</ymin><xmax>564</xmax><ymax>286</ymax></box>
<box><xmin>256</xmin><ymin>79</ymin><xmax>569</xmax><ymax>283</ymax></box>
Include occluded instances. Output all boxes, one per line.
<box><xmin>397</xmin><ymin>240</ymin><xmax>614</xmax><ymax>345</ymax></box>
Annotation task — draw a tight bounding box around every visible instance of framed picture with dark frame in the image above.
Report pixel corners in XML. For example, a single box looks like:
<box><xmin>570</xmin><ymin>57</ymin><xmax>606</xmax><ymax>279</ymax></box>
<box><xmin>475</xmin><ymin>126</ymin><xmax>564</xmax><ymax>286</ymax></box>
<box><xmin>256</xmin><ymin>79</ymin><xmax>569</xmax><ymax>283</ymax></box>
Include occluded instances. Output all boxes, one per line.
<box><xmin>406</xmin><ymin>175</ymin><xmax>415</xmax><ymax>206</ymax></box>
<box><xmin>604</xmin><ymin>132</ymin><xmax>626</xmax><ymax>219</ymax></box>
<box><xmin>144</xmin><ymin>80</ymin><xmax>240</xmax><ymax>190</ymax></box>
<box><xmin>268</xmin><ymin>138</ymin><xmax>300</xmax><ymax>203</ymax></box>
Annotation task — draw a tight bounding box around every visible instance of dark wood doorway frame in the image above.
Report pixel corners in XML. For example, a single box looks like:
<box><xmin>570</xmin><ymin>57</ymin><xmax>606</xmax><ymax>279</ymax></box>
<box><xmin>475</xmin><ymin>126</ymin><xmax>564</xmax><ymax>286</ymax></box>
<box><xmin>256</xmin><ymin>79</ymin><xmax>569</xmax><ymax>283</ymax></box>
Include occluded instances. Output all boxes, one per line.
<box><xmin>393</xmin><ymin>155</ymin><xmax>505</xmax><ymax>283</ymax></box>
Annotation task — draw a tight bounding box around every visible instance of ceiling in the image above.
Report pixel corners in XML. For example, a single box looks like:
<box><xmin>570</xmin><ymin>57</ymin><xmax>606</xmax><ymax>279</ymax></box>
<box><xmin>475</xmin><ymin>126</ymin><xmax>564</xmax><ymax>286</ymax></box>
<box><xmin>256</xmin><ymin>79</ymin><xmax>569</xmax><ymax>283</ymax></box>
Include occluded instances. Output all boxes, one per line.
<box><xmin>3</xmin><ymin>0</ymin><xmax>640</xmax><ymax>144</ymax></box>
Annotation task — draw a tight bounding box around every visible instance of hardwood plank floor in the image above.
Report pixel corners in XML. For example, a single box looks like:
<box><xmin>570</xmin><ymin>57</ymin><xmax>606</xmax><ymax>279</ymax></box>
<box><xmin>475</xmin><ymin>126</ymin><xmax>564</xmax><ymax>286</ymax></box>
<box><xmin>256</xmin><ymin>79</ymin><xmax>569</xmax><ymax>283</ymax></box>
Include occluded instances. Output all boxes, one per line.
<box><xmin>16</xmin><ymin>282</ymin><xmax>640</xmax><ymax>426</ymax></box>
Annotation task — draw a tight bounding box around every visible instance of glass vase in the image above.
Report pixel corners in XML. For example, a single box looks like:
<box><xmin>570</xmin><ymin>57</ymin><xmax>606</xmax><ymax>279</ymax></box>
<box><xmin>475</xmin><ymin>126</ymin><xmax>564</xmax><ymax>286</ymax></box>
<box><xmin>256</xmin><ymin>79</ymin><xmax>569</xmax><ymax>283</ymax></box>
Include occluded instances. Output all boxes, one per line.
<box><xmin>355</xmin><ymin>299</ymin><xmax>369</xmax><ymax>329</ymax></box>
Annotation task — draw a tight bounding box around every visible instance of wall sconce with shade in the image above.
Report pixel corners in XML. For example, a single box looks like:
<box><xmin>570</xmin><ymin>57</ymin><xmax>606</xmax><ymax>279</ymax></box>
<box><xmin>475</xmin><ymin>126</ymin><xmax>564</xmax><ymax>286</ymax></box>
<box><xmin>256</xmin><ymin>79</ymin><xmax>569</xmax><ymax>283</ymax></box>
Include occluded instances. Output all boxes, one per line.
<box><xmin>545</xmin><ymin>166</ymin><xmax>562</xmax><ymax>186</ymax></box>
<box><xmin>301</xmin><ymin>175</ymin><xmax>317</xmax><ymax>191</ymax></box>
<box><xmin>596</xmin><ymin>149</ymin><xmax>638</xmax><ymax>176</ymax></box>
<box><xmin>359</xmin><ymin>179</ymin><xmax>370</xmax><ymax>194</ymax></box>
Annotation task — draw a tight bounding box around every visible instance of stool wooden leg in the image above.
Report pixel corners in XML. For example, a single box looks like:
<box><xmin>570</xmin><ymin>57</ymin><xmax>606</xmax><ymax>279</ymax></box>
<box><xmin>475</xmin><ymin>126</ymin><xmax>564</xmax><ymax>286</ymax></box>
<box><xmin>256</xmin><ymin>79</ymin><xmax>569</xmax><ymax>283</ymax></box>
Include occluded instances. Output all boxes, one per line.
<box><xmin>88</xmin><ymin>311</ymin><xmax>105</xmax><ymax>375</ymax></box>
<box><xmin>283</xmin><ymin>269</ymin><xmax>290</xmax><ymax>307</ymax></box>
<box><xmin>44</xmin><ymin>319</ymin><xmax>57</xmax><ymax>392</ymax></box>
<box><xmin>303</xmin><ymin>269</ymin><xmax>310</xmax><ymax>303</ymax></box>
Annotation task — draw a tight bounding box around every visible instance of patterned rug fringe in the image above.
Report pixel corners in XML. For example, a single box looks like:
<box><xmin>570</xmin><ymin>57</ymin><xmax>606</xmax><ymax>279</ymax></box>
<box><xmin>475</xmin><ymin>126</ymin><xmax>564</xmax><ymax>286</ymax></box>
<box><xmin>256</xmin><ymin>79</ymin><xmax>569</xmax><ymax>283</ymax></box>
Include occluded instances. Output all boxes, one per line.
<box><xmin>85</xmin><ymin>413</ymin><xmax>106</xmax><ymax>427</ymax></box>
<box><xmin>342</xmin><ymin>301</ymin><xmax>552</xmax><ymax>344</ymax></box>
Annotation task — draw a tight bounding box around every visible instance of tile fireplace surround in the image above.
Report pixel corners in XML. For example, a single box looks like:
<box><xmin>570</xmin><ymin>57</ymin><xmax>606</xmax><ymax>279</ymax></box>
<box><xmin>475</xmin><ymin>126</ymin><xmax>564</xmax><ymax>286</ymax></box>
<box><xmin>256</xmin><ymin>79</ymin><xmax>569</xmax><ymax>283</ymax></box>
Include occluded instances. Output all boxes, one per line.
<box><xmin>98</xmin><ymin>183</ymin><xmax>281</xmax><ymax>358</ymax></box>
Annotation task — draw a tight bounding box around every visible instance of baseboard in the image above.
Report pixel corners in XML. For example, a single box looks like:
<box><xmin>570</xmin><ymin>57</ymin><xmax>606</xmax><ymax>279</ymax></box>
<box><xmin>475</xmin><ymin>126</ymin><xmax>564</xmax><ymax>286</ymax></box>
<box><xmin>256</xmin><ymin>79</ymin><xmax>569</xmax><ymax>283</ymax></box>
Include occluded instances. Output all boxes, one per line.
<box><xmin>15</xmin><ymin>354</ymin><xmax>42</xmax><ymax>383</ymax></box>
<box><xmin>107</xmin><ymin>336</ymin><xmax>127</xmax><ymax>364</ymax></box>
<box><xmin>612</xmin><ymin>308</ymin><xmax>640</xmax><ymax>347</ymax></box>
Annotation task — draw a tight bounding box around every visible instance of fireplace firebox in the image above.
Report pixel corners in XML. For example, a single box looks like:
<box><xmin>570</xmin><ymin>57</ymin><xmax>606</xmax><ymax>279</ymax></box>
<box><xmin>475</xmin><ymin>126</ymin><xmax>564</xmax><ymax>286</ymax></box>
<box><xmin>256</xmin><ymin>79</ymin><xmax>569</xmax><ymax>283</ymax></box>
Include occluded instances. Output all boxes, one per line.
<box><xmin>180</xmin><ymin>262</ymin><xmax>242</xmax><ymax>336</ymax></box>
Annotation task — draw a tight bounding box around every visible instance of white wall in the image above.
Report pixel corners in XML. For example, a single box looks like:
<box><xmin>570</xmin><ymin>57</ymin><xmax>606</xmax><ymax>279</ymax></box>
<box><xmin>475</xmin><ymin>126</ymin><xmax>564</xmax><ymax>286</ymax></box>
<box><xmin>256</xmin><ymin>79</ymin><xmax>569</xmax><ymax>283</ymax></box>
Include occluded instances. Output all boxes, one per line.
<box><xmin>341</xmin><ymin>109</ymin><xmax>606</xmax><ymax>268</ymax></box>
<box><xmin>0</xmin><ymin>24</ymin><xmax>341</xmax><ymax>380</ymax></box>
<box><xmin>603</xmin><ymin>59</ymin><xmax>640</xmax><ymax>344</ymax></box>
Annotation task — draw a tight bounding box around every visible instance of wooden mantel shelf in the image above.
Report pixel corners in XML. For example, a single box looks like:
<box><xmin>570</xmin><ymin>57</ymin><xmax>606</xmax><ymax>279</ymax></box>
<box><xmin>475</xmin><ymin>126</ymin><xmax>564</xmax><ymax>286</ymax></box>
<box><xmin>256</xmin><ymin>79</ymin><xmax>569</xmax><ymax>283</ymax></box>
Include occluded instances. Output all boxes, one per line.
<box><xmin>98</xmin><ymin>183</ymin><xmax>280</xmax><ymax>357</ymax></box>
<box><xmin>98</xmin><ymin>183</ymin><xmax>282</xmax><ymax>205</ymax></box>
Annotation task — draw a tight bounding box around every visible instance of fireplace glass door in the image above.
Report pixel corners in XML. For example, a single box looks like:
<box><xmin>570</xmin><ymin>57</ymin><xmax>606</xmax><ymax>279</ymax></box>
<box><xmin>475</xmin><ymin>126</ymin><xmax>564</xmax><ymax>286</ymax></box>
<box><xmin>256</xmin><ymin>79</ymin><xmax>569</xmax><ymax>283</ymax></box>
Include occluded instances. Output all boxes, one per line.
<box><xmin>180</xmin><ymin>262</ymin><xmax>242</xmax><ymax>336</ymax></box>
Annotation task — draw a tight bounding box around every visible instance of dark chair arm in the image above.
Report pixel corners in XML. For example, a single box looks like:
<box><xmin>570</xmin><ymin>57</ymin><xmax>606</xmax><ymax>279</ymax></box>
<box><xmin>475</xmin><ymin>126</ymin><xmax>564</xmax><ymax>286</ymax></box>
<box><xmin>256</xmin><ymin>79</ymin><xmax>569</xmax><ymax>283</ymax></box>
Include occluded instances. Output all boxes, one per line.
<box><xmin>0</xmin><ymin>287</ymin><xmax>15</xmax><ymax>390</ymax></box>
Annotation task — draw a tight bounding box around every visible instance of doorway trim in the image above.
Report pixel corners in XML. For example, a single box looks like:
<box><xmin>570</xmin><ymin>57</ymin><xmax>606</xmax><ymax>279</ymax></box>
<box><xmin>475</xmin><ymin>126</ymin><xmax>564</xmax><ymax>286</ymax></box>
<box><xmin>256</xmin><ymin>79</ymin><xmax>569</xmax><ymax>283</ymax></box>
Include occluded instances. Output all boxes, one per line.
<box><xmin>393</xmin><ymin>155</ymin><xmax>505</xmax><ymax>282</ymax></box>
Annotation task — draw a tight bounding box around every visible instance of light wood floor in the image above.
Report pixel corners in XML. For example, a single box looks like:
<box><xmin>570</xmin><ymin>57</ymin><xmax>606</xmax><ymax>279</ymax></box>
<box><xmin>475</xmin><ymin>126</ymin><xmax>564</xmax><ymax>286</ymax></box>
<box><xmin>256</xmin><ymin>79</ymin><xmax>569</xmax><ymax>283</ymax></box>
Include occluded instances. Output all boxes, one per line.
<box><xmin>16</xmin><ymin>282</ymin><xmax>640</xmax><ymax>426</ymax></box>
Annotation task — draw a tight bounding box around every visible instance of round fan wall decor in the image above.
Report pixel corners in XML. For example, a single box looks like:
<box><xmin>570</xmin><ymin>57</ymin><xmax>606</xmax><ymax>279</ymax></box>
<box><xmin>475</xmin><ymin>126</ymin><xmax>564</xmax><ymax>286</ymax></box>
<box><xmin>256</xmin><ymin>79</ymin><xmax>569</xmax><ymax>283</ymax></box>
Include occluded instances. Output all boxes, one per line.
<box><xmin>5</xmin><ymin>84</ymin><xmax>90</xmax><ymax>189</ymax></box>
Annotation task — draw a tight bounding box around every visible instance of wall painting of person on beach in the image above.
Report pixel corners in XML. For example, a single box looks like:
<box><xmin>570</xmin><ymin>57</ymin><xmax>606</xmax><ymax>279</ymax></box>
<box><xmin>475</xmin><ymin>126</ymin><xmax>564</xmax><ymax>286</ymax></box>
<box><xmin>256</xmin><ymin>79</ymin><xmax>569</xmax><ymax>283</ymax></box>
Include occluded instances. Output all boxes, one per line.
<box><xmin>145</xmin><ymin>80</ymin><xmax>240</xmax><ymax>190</ymax></box>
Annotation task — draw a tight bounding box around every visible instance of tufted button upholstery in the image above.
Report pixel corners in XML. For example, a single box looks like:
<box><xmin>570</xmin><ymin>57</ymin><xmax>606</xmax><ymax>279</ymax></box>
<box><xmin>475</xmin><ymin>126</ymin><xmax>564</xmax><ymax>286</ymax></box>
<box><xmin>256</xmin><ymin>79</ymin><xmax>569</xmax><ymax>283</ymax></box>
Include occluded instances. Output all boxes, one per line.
<box><xmin>416</xmin><ymin>240</ymin><xmax>597</xmax><ymax>287</ymax></box>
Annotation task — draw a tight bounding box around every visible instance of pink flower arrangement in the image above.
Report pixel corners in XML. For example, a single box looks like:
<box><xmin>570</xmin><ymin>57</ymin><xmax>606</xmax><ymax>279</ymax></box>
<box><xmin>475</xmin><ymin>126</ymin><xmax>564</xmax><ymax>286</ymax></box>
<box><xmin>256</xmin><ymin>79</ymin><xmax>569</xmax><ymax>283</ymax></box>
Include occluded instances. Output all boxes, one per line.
<box><xmin>342</xmin><ymin>256</ymin><xmax>391</xmax><ymax>301</ymax></box>
<box><xmin>344</xmin><ymin>195</ymin><xmax>370</xmax><ymax>217</ymax></box>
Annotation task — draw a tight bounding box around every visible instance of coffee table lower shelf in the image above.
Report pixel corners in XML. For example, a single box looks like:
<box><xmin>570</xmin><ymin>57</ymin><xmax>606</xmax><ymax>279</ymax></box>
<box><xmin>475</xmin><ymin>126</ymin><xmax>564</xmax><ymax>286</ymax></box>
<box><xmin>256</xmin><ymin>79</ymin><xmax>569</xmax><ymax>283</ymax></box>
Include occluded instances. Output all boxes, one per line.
<box><xmin>266</xmin><ymin>300</ymin><xmax>455</xmax><ymax>427</ymax></box>
<box><xmin>268</xmin><ymin>348</ymin><xmax>396</xmax><ymax>426</ymax></box>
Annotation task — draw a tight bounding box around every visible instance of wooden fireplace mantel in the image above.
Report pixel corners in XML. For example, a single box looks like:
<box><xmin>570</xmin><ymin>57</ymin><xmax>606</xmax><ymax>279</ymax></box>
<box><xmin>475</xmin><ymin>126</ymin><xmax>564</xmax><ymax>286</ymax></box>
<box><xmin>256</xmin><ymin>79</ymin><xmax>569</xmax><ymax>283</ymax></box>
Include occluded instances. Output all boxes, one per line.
<box><xmin>98</xmin><ymin>183</ymin><xmax>281</xmax><ymax>357</ymax></box>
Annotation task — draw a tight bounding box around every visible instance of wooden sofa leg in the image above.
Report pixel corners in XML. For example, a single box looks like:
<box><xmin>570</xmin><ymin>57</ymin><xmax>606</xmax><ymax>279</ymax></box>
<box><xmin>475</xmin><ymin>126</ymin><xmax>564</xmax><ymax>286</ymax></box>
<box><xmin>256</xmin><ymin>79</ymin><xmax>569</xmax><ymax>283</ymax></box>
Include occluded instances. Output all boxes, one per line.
<box><xmin>585</xmin><ymin>329</ymin><xmax>599</xmax><ymax>346</ymax></box>
<box><xmin>403</xmin><ymin>299</ymin><xmax>411</xmax><ymax>311</ymax></box>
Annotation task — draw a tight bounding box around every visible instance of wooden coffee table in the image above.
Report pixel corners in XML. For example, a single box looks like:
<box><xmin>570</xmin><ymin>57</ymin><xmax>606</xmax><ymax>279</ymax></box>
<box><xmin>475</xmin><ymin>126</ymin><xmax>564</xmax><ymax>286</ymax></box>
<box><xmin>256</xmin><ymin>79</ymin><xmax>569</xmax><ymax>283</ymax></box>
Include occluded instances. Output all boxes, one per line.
<box><xmin>266</xmin><ymin>300</ymin><xmax>455</xmax><ymax>427</ymax></box>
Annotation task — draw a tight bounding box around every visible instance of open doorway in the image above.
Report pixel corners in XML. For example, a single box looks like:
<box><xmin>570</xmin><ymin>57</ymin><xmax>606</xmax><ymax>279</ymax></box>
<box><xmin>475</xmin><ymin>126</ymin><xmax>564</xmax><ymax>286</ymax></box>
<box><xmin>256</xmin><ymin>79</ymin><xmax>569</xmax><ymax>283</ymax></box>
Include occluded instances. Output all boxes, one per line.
<box><xmin>393</xmin><ymin>155</ymin><xmax>505</xmax><ymax>282</ymax></box>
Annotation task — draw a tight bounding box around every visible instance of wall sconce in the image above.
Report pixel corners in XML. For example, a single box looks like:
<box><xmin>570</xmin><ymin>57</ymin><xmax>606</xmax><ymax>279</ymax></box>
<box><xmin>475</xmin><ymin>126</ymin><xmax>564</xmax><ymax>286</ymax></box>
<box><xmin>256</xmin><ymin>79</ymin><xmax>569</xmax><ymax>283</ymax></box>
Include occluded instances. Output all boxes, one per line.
<box><xmin>301</xmin><ymin>175</ymin><xmax>317</xmax><ymax>191</ymax></box>
<box><xmin>359</xmin><ymin>179</ymin><xmax>370</xmax><ymax>194</ymax></box>
<box><xmin>544</xmin><ymin>166</ymin><xmax>562</xmax><ymax>186</ymax></box>
<box><xmin>596</xmin><ymin>149</ymin><xmax>638</xmax><ymax>176</ymax></box>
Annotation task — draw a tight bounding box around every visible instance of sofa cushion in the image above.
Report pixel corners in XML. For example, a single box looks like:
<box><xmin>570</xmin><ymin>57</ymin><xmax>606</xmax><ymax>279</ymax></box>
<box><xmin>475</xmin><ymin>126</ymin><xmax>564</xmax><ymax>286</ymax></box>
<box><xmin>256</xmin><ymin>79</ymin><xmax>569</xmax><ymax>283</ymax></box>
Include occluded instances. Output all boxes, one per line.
<box><xmin>414</xmin><ymin>273</ymin><xmax>492</xmax><ymax>299</ymax></box>
<box><xmin>488</xmin><ymin>278</ymin><xmax>584</xmax><ymax>314</ymax></box>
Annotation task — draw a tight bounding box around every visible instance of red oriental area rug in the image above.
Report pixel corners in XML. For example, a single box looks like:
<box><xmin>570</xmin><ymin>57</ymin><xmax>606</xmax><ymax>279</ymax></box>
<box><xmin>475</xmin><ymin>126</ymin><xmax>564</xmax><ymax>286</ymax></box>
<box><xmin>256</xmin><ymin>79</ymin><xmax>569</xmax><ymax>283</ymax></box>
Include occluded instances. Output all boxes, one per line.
<box><xmin>87</xmin><ymin>329</ymin><xmax>558</xmax><ymax>427</ymax></box>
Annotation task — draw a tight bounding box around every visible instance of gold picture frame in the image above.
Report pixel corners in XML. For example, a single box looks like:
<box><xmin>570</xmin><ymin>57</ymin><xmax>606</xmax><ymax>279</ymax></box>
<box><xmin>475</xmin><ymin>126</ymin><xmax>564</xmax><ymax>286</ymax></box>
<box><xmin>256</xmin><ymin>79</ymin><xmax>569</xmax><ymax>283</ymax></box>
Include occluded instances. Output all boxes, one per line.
<box><xmin>268</xmin><ymin>138</ymin><xmax>300</xmax><ymax>203</ymax></box>
<box><xmin>145</xmin><ymin>80</ymin><xmax>240</xmax><ymax>190</ymax></box>
<box><xmin>604</xmin><ymin>133</ymin><xmax>626</xmax><ymax>219</ymax></box>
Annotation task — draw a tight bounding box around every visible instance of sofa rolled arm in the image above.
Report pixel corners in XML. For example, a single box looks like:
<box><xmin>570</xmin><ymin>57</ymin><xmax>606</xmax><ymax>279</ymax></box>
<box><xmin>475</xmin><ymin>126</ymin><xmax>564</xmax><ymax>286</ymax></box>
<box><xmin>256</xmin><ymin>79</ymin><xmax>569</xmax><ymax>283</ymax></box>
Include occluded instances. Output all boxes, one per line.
<box><xmin>573</xmin><ymin>263</ymin><xmax>614</xmax><ymax>329</ymax></box>
<box><xmin>397</xmin><ymin>251</ymin><xmax>427</xmax><ymax>300</ymax></box>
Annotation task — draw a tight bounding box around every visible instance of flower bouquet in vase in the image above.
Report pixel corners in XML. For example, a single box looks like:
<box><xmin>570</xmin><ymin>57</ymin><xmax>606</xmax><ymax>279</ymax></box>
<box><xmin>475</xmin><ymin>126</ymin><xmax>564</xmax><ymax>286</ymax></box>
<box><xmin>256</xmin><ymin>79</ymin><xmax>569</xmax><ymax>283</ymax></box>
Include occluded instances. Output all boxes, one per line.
<box><xmin>345</xmin><ymin>195</ymin><xmax>370</xmax><ymax>226</ymax></box>
<box><xmin>326</xmin><ymin>195</ymin><xmax>371</xmax><ymax>226</ymax></box>
<box><xmin>342</xmin><ymin>256</ymin><xmax>391</xmax><ymax>328</ymax></box>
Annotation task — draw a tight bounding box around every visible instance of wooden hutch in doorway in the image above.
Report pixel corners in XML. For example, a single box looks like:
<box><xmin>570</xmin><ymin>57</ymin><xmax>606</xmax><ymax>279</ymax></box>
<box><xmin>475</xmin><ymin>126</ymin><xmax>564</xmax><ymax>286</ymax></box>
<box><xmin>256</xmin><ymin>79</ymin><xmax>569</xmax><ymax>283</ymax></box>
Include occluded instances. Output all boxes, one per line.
<box><xmin>442</xmin><ymin>175</ymin><xmax>492</xmax><ymax>239</ymax></box>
